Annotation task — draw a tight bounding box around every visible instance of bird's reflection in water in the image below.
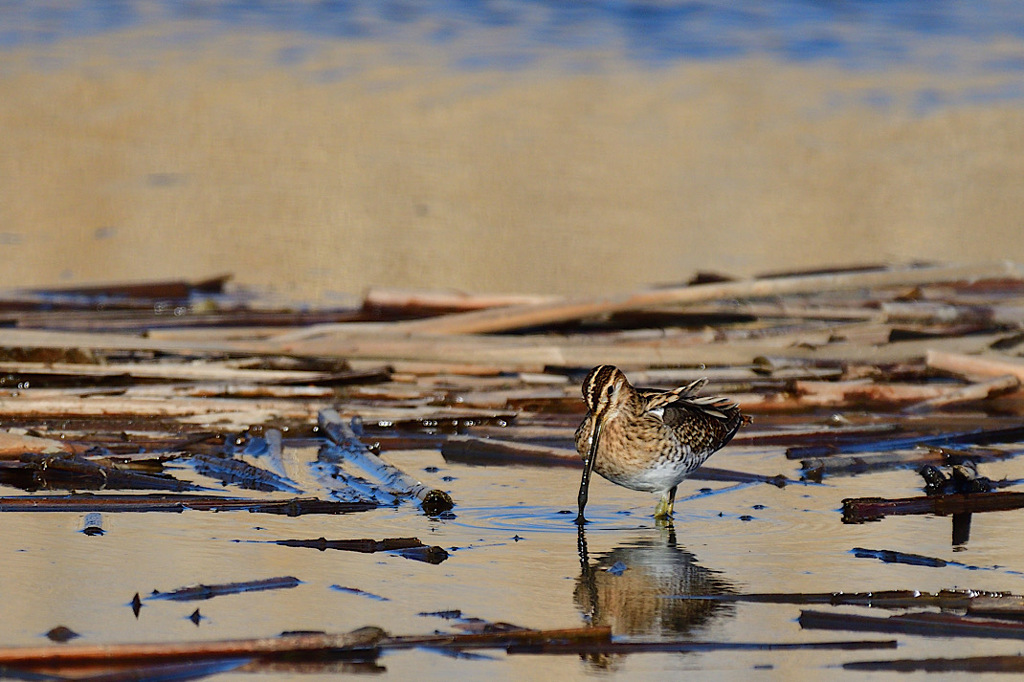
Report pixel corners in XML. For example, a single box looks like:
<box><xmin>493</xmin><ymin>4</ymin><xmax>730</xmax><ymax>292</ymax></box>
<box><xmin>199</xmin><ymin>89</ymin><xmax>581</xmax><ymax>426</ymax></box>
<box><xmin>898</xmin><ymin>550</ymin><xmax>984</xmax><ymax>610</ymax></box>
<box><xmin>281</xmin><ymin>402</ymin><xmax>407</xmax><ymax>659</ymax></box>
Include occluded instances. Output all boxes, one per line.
<box><xmin>575</xmin><ymin>524</ymin><xmax>735</xmax><ymax>666</ymax></box>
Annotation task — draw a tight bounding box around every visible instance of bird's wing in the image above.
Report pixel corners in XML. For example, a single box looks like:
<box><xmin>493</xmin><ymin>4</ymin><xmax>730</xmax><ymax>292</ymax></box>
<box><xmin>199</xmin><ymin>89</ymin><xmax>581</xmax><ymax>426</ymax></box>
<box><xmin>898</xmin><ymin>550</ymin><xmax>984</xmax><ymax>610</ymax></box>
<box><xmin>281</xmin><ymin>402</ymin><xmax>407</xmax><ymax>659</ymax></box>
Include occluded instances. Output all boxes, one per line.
<box><xmin>641</xmin><ymin>378</ymin><xmax>707</xmax><ymax>413</ymax></box>
<box><xmin>677</xmin><ymin>395</ymin><xmax>740</xmax><ymax>421</ymax></box>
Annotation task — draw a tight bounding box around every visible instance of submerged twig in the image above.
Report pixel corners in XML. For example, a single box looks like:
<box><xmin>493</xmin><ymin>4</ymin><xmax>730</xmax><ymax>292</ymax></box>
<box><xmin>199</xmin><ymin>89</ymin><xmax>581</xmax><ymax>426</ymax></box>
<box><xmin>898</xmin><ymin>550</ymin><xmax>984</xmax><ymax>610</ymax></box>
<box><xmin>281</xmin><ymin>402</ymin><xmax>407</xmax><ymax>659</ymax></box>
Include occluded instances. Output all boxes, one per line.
<box><xmin>148</xmin><ymin>577</ymin><xmax>301</xmax><ymax>602</ymax></box>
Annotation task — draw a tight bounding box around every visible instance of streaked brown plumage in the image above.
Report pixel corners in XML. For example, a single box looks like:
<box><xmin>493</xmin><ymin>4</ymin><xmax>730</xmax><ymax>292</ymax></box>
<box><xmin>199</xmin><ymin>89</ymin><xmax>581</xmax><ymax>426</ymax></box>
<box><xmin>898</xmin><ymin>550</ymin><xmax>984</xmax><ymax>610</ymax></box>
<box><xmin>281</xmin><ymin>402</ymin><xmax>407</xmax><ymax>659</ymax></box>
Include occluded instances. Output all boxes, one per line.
<box><xmin>574</xmin><ymin>365</ymin><xmax>745</xmax><ymax>523</ymax></box>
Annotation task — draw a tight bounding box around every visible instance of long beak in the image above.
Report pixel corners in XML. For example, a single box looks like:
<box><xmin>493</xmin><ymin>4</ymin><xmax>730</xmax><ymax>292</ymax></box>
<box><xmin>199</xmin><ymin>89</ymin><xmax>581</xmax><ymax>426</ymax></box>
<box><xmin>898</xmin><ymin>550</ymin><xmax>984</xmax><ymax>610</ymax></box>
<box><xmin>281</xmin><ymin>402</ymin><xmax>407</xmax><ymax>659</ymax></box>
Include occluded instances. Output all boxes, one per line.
<box><xmin>575</xmin><ymin>416</ymin><xmax>603</xmax><ymax>525</ymax></box>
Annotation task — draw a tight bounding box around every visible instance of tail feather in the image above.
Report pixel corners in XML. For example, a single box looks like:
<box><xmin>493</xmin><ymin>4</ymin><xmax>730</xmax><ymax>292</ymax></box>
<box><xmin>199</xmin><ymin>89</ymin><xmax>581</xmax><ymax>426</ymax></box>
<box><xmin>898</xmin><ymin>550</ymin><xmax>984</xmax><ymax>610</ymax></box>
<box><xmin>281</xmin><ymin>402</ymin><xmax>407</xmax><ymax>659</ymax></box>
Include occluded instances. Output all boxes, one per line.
<box><xmin>683</xmin><ymin>395</ymin><xmax>739</xmax><ymax>420</ymax></box>
<box><xmin>644</xmin><ymin>378</ymin><xmax>741</xmax><ymax>421</ymax></box>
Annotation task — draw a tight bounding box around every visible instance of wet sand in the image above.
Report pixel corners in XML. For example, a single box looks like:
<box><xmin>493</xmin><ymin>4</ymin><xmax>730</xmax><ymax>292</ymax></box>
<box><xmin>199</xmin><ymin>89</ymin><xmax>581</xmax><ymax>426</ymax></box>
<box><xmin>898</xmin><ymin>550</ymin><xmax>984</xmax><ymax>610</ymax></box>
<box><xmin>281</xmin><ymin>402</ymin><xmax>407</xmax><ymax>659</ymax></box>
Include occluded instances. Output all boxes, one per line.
<box><xmin>2</xmin><ymin>27</ymin><xmax>1024</xmax><ymax>300</ymax></box>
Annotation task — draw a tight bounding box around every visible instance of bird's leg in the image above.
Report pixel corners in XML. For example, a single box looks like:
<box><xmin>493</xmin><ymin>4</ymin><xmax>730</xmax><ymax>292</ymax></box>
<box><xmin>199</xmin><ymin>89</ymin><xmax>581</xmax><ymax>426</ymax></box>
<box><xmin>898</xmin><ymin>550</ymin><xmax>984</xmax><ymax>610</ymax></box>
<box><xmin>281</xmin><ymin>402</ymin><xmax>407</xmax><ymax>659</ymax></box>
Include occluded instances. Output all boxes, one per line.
<box><xmin>654</xmin><ymin>485</ymin><xmax>677</xmax><ymax>520</ymax></box>
<box><xmin>575</xmin><ymin>419</ymin><xmax>602</xmax><ymax>525</ymax></box>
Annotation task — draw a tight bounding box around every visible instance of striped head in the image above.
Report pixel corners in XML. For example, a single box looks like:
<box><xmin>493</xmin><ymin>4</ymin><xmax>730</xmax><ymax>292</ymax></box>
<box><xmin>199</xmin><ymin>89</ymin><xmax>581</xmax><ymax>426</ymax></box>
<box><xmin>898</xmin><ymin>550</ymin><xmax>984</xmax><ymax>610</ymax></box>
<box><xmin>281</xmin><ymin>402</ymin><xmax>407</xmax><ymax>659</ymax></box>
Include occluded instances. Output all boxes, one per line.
<box><xmin>581</xmin><ymin>364</ymin><xmax>632</xmax><ymax>417</ymax></box>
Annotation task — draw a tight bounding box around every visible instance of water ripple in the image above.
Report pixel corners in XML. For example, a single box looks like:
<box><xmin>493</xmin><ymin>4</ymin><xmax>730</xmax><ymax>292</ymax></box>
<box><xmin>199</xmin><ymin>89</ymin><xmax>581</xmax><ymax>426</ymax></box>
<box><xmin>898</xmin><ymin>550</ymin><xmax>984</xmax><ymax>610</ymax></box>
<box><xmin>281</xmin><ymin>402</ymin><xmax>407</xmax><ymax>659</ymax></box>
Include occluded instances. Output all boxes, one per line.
<box><xmin>448</xmin><ymin>504</ymin><xmax>647</xmax><ymax>533</ymax></box>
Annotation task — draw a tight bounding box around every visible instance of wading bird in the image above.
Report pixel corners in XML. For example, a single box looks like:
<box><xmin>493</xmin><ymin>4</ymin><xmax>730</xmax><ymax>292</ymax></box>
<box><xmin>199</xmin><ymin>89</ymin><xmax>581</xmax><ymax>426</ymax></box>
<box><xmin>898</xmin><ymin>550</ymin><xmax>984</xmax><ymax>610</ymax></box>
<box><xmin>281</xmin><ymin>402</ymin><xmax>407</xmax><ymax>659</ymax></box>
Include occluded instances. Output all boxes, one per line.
<box><xmin>574</xmin><ymin>365</ymin><xmax>745</xmax><ymax>524</ymax></box>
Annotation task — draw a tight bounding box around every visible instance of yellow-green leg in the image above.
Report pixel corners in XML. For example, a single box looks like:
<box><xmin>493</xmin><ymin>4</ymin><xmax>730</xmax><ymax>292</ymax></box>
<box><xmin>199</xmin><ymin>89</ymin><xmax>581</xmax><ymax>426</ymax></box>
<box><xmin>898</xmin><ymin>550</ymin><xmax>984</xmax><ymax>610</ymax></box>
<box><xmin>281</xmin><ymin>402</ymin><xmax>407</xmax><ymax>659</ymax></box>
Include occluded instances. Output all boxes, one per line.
<box><xmin>654</xmin><ymin>486</ymin><xmax>677</xmax><ymax>520</ymax></box>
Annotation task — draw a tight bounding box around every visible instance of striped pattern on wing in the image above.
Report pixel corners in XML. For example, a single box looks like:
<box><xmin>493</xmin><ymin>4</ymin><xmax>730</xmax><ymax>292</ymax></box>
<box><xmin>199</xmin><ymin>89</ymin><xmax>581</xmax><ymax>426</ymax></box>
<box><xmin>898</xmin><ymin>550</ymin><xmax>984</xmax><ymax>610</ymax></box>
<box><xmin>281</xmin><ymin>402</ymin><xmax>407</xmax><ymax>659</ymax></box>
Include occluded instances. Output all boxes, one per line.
<box><xmin>640</xmin><ymin>378</ymin><xmax>738</xmax><ymax>420</ymax></box>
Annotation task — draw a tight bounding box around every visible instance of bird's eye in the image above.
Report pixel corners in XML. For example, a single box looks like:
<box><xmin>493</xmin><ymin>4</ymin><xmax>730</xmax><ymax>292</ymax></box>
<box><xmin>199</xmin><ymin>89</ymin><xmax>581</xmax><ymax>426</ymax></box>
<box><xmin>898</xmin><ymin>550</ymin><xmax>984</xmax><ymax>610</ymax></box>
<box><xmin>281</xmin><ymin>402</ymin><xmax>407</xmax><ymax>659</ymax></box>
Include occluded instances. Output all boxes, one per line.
<box><xmin>605</xmin><ymin>384</ymin><xmax>614</xmax><ymax>397</ymax></box>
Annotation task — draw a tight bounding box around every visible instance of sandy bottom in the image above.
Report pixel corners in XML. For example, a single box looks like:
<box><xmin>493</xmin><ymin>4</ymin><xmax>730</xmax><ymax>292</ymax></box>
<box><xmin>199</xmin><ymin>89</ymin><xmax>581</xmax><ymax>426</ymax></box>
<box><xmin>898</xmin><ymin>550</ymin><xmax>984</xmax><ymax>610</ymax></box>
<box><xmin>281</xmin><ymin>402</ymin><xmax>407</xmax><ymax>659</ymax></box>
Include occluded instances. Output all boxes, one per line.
<box><xmin>2</xmin><ymin>26</ymin><xmax>1024</xmax><ymax>301</ymax></box>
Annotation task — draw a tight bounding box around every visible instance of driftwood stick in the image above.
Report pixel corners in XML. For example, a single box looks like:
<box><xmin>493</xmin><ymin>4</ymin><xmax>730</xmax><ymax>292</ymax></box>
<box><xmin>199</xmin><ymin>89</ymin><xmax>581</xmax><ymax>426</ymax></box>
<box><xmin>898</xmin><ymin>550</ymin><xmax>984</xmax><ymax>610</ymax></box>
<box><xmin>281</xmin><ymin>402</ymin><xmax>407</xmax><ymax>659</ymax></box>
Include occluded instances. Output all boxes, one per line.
<box><xmin>669</xmin><ymin>589</ymin><xmax>1014</xmax><ymax>610</ymax></box>
<box><xmin>800</xmin><ymin>610</ymin><xmax>1024</xmax><ymax>640</ymax></box>
<box><xmin>0</xmin><ymin>328</ymin><xmax>257</xmax><ymax>355</ymax></box>
<box><xmin>273</xmin><ymin>537</ymin><xmax>426</xmax><ymax>553</ymax></box>
<box><xmin>903</xmin><ymin>374</ymin><xmax>1021</xmax><ymax>413</ymax></box>
<box><xmin>190</xmin><ymin>454</ymin><xmax>302</xmax><ymax>494</ymax></box>
<box><xmin>0</xmin><ymin>392</ymin><xmax>321</xmax><ymax>420</ymax></box>
<box><xmin>15</xmin><ymin>452</ymin><xmax>200</xmax><ymax>492</ymax></box>
<box><xmin>0</xmin><ymin>430</ymin><xmax>75</xmax><ymax>459</ymax></box>
<box><xmin>0</xmin><ymin>628</ymin><xmax>386</xmax><ymax>665</ymax></box>
<box><xmin>799</xmin><ymin>442</ymin><xmax>1024</xmax><ymax>479</ymax></box>
<box><xmin>508</xmin><ymin>638</ymin><xmax>898</xmax><ymax>655</ymax></box>
<box><xmin>17</xmin><ymin>274</ymin><xmax>230</xmax><ymax>300</ymax></box>
<box><xmin>274</xmin><ymin>537</ymin><xmax>449</xmax><ymax>564</ymax></box>
<box><xmin>968</xmin><ymin>595</ymin><xmax>1024</xmax><ymax>620</ymax></box>
<box><xmin>312</xmin><ymin>448</ymin><xmax>403</xmax><ymax>506</ymax></box>
<box><xmin>393</xmin><ymin>262</ymin><xmax>1021</xmax><ymax>334</ymax></box>
<box><xmin>0</xmin><ymin>325</ymin><xmax>1007</xmax><ymax>371</ymax></box>
<box><xmin>927</xmin><ymin>350</ymin><xmax>1024</xmax><ymax>382</ymax></box>
<box><xmin>842</xmin><ymin>492</ymin><xmax>1024</xmax><ymax>523</ymax></box>
<box><xmin>318</xmin><ymin>410</ymin><xmax>453</xmax><ymax>514</ymax></box>
<box><xmin>0</xmin><ymin>360</ymin><xmax>337</xmax><ymax>384</ymax></box>
<box><xmin>789</xmin><ymin>380</ymin><xmax>954</xmax><ymax>407</ymax></box>
<box><xmin>0</xmin><ymin>494</ymin><xmax>375</xmax><ymax>515</ymax></box>
<box><xmin>788</xmin><ymin>424</ymin><xmax>1024</xmax><ymax>459</ymax></box>
<box><xmin>379</xmin><ymin>626</ymin><xmax>611</xmax><ymax>650</ymax></box>
<box><xmin>844</xmin><ymin>655</ymin><xmax>1024</xmax><ymax>673</ymax></box>
<box><xmin>258</xmin><ymin>429</ymin><xmax>290</xmax><ymax>481</ymax></box>
<box><xmin>273</xmin><ymin>329</ymin><xmax>1009</xmax><ymax>370</ymax></box>
<box><xmin>362</xmin><ymin>288</ymin><xmax>558</xmax><ymax>314</ymax></box>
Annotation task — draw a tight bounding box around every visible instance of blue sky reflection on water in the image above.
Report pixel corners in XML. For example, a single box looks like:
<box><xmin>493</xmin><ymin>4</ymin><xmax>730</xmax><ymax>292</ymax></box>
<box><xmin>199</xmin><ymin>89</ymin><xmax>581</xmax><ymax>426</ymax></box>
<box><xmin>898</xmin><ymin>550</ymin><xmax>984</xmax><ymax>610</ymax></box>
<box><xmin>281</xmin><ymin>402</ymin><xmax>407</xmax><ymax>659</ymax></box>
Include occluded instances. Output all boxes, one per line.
<box><xmin>2</xmin><ymin>0</ymin><xmax>1024</xmax><ymax>74</ymax></box>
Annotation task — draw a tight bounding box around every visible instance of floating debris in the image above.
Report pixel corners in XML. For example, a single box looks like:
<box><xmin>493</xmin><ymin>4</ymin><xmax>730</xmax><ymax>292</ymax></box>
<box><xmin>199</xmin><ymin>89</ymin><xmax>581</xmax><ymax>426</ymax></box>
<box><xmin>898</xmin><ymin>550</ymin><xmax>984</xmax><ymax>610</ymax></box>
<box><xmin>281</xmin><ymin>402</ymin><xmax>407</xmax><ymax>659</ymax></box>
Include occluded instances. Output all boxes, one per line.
<box><xmin>418</xmin><ymin>610</ymin><xmax>463</xmax><ymax>620</ymax></box>
<box><xmin>190</xmin><ymin>454</ymin><xmax>303</xmax><ymax>494</ymax></box>
<box><xmin>329</xmin><ymin>586</ymin><xmax>390</xmax><ymax>602</ymax></box>
<box><xmin>2</xmin><ymin>452</ymin><xmax>200</xmax><ymax>492</ymax></box>
<box><xmin>318</xmin><ymin>410</ymin><xmax>453</xmax><ymax>515</ymax></box>
<box><xmin>851</xmin><ymin>548</ymin><xmax>948</xmax><ymax>568</ymax></box>
<box><xmin>800</xmin><ymin>610</ymin><xmax>1024</xmax><ymax>641</ymax></box>
<box><xmin>81</xmin><ymin>512</ymin><xmax>104</xmax><ymax>536</ymax></box>
<box><xmin>45</xmin><ymin>626</ymin><xmax>79</xmax><ymax>643</ymax></box>
<box><xmin>148</xmin><ymin>577</ymin><xmax>302</xmax><ymax>602</ymax></box>
<box><xmin>274</xmin><ymin>537</ymin><xmax>449</xmax><ymax>564</ymax></box>
<box><xmin>920</xmin><ymin>461</ymin><xmax>993</xmax><ymax>496</ymax></box>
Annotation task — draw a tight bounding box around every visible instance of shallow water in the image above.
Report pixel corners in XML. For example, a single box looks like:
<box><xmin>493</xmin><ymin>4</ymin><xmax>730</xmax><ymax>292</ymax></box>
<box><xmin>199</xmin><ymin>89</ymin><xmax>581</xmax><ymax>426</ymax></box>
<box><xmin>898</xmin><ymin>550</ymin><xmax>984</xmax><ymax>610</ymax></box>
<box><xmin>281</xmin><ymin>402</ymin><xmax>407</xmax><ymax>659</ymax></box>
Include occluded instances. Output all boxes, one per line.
<box><xmin>5</xmin><ymin>435</ymin><xmax>1024</xmax><ymax>679</ymax></box>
